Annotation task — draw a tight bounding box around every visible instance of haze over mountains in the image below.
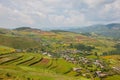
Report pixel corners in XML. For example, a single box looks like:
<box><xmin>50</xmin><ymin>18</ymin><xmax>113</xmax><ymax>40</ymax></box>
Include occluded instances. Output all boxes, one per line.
<box><xmin>0</xmin><ymin>23</ymin><xmax>120</xmax><ymax>39</ymax></box>
<box><xmin>18</xmin><ymin>23</ymin><xmax>120</xmax><ymax>39</ymax></box>
<box><xmin>65</xmin><ymin>23</ymin><xmax>120</xmax><ymax>39</ymax></box>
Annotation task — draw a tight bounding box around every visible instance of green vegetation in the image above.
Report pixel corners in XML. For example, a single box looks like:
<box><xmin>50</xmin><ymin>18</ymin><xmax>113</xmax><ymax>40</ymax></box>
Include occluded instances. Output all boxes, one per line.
<box><xmin>0</xmin><ymin>34</ymin><xmax>39</xmax><ymax>49</ymax></box>
<box><xmin>0</xmin><ymin>52</ymin><xmax>89</xmax><ymax>80</ymax></box>
<box><xmin>0</xmin><ymin>46</ymin><xmax>15</xmax><ymax>54</ymax></box>
<box><xmin>0</xmin><ymin>27</ymin><xmax>120</xmax><ymax>80</ymax></box>
<box><xmin>102</xmin><ymin>43</ymin><xmax>120</xmax><ymax>55</ymax></box>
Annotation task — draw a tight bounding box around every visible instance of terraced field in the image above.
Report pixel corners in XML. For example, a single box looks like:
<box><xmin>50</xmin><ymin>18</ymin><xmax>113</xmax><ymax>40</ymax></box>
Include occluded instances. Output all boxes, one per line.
<box><xmin>0</xmin><ymin>52</ymin><xmax>89</xmax><ymax>80</ymax></box>
<box><xmin>0</xmin><ymin>46</ymin><xmax>15</xmax><ymax>55</ymax></box>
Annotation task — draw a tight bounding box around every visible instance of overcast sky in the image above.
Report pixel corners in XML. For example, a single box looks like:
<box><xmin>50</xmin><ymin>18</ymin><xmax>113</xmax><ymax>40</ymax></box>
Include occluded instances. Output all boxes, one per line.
<box><xmin>0</xmin><ymin>0</ymin><xmax>120</xmax><ymax>29</ymax></box>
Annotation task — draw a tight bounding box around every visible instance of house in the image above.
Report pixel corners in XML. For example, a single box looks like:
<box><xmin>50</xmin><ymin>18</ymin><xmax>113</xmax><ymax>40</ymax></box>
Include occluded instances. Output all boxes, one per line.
<box><xmin>112</xmin><ymin>67</ymin><xmax>120</xmax><ymax>73</ymax></box>
<box><xmin>73</xmin><ymin>67</ymin><xmax>82</xmax><ymax>73</ymax></box>
<box><xmin>48</xmin><ymin>54</ymin><xmax>52</xmax><ymax>57</ymax></box>
<box><xmin>15</xmin><ymin>49</ymin><xmax>23</xmax><ymax>53</ymax></box>
<box><xmin>94</xmin><ymin>60</ymin><xmax>104</xmax><ymax>68</ymax></box>
<box><xmin>43</xmin><ymin>52</ymin><xmax>48</xmax><ymax>55</ymax></box>
<box><xmin>95</xmin><ymin>71</ymin><xmax>108</xmax><ymax>78</ymax></box>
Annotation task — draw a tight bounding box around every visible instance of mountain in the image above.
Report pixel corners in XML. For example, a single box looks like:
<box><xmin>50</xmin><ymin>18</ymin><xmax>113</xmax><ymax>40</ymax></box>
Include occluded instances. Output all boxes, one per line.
<box><xmin>14</xmin><ymin>27</ymin><xmax>42</xmax><ymax>32</ymax></box>
<box><xmin>0</xmin><ymin>28</ymin><xmax>12</xmax><ymax>34</ymax></box>
<box><xmin>106</xmin><ymin>23</ymin><xmax>120</xmax><ymax>29</ymax></box>
<box><xmin>66</xmin><ymin>23</ymin><xmax>120</xmax><ymax>39</ymax></box>
<box><xmin>14</xmin><ymin>27</ymin><xmax>32</xmax><ymax>30</ymax></box>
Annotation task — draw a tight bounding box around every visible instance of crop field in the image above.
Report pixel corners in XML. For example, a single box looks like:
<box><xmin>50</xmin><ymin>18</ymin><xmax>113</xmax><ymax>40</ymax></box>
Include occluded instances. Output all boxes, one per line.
<box><xmin>0</xmin><ymin>27</ymin><xmax>120</xmax><ymax>80</ymax></box>
<box><xmin>0</xmin><ymin>46</ymin><xmax>15</xmax><ymax>55</ymax></box>
<box><xmin>0</xmin><ymin>52</ymin><xmax>90</xmax><ymax>80</ymax></box>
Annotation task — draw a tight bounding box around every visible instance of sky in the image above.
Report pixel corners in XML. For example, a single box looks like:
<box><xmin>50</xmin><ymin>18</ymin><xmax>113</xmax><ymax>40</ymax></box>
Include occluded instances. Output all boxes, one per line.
<box><xmin>0</xmin><ymin>0</ymin><xmax>120</xmax><ymax>29</ymax></box>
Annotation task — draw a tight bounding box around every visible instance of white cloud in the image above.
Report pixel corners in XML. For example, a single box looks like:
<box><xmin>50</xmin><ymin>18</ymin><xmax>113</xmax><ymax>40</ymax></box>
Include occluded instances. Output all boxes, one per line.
<box><xmin>0</xmin><ymin>4</ymin><xmax>10</xmax><ymax>15</ymax></box>
<box><xmin>99</xmin><ymin>0</ymin><xmax>120</xmax><ymax>20</ymax></box>
<box><xmin>0</xmin><ymin>3</ymin><xmax>34</xmax><ymax>28</ymax></box>
<box><xmin>48</xmin><ymin>15</ymin><xmax>65</xmax><ymax>26</ymax></box>
<box><xmin>13</xmin><ymin>10</ymin><xmax>34</xmax><ymax>24</ymax></box>
<box><xmin>48</xmin><ymin>10</ymin><xmax>90</xmax><ymax>27</ymax></box>
<box><xmin>36</xmin><ymin>12</ymin><xmax>47</xmax><ymax>19</ymax></box>
<box><xmin>64</xmin><ymin>10</ymin><xmax>87</xmax><ymax>26</ymax></box>
<box><xmin>0</xmin><ymin>0</ymin><xmax>119</xmax><ymax>29</ymax></box>
<box><xmin>83</xmin><ymin>0</ymin><xmax>115</xmax><ymax>8</ymax></box>
<box><xmin>83</xmin><ymin>0</ymin><xmax>105</xmax><ymax>8</ymax></box>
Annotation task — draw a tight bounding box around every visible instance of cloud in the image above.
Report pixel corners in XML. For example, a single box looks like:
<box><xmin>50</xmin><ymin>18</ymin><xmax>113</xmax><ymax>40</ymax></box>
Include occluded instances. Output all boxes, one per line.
<box><xmin>83</xmin><ymin>0</ymin><xmax>105</xmax><ymax>8</ymax></box>
<box><xmin>0</xmin><ymin>0</ymin><xmax>119</xmax><ymax>29</ymax></box>
<box><xmin>0</xmin><ymin>3</ymin><xmax>34</xmax><ymax>28</ymax></box>
<box><xmin>82</xmin><ymin>0</ymin><xmax>114</xmax><ymax>8</ymax></box>
<box><xmin>98</xmin><ymin>0</ymin><xmax>120</xmax><ymax>21</ymax></box>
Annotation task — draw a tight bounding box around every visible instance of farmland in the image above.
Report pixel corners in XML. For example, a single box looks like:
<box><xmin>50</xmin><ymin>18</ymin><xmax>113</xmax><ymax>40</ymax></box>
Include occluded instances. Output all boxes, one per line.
<box><xmin>0</xmin><ymin>27</ymin><xmax>120</xmax><ymax>80</ymax></box>
<box><xmin>0</xmin><ymin>52</ymin><xmax>88</xmax><ymax>80</ymax></box>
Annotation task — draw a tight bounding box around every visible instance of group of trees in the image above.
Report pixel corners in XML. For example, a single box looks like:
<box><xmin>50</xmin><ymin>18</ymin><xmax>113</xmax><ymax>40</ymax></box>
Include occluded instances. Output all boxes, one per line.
<box><xmin>69</xmin><ymin>43</ymin><xmax>95</xmax><ymax>51</ymax></box>
<box><xmin>102</xmin><ymin>43</ymin><xmax>120</xmax><ymax>56</ymax></box>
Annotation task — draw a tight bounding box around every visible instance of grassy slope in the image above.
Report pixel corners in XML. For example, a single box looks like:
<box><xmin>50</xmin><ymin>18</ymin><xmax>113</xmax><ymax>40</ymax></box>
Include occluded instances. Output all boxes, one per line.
<box><xmin>0</xmin><ymin>46</ymin><xmax>15</xmax><ymax>54</ymax></box>
<box><xmin>0</xmin><ymin>52</ymin><xmax>89</xmax><ymax>80</ymax></box>
<box><xmin>0</xmin><ymin>28</ymin><xmax>116</xmax><ymax>54</ymax></box>
<box><xmin>0</xmin><ymin>34</ymin><xmax>39</xmax><ymax>49</ymax></box>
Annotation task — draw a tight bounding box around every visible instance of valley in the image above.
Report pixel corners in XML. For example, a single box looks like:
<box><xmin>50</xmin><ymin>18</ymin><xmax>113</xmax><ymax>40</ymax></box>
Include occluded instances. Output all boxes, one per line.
<box><xmin>0</xmin><ymin>27</ymin><xmax>120</xmax><ymax>80</ymax></box>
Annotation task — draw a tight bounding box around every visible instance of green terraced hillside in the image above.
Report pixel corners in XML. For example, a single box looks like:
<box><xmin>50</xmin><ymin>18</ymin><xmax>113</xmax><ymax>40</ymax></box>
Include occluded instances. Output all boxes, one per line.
<box><xmin>0</xmin><ymin>52</ymin><xmax>90</xmax><ymax>80</ymax></box>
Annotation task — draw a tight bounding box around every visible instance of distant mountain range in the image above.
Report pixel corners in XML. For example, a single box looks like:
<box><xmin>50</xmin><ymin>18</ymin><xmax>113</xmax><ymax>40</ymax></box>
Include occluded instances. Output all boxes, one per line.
<box><xmin>65</xmin><ymin>23</ymin><xmax>120</xmax><ymax>39</ymax></box>
<box><xmin>0</xmin><ymin>23</ymin><xmax>120</xmax><ymax>39</ymax></box>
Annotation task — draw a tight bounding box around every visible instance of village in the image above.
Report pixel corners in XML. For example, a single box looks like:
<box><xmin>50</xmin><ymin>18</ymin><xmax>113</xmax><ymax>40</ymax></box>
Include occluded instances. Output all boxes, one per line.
<box><xmin>14</xmin><ymin>48</ymin><xmax>120</xmax><ymax>79</ymax></box>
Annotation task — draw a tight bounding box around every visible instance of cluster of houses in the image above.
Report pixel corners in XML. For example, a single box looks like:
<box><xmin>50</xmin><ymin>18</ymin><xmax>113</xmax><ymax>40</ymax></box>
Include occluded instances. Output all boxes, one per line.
<box><xmin>15</xmin><ymin>48</ymin><xmax>115</xmax><ymax>78</ymax></box>
<box><xmin>94</xmin><ymin>60</ymin><xmax>104</xmax><ymax>69</ymax></box>
<box><xmin>95</xmin><ymin>71</ymin><xmax>108</xmax><ymax>78</ymax></box>
<box><xmin>61</xmin><ymin>52</ymin><xmax>110</xmax><ymax>78</ymax></box>
<box><xmin>112</xmin><ymin>66</ymin><xmax>120</xmax><ymax>74</ymax></box>
<box><xmin>42</xmin><ymin>52</ymin><xmax>52</xmax><ymax>57</ymax></box>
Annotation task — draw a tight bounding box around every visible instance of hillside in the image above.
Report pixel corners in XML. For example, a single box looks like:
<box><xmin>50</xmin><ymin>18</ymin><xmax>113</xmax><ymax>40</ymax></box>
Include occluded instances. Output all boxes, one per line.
<box><xmin>0</xmin><ymin>52</ymin><xmax>83</xmax><ymax>80</ymax></box>
<box><xmin>0</xmin><ymin>27</ymin><xmax>120</xmax><ymax>80</ymax></box>
<box><xmin>66</xmin><ymin>23</ymin><xmax>120</xmax><ymax>39</ymax></box>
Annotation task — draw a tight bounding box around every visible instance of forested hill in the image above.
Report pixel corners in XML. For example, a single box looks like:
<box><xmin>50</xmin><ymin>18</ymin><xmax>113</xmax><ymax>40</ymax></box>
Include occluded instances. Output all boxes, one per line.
<box><xmin>66</xmin><ymin>23</ymin><xmax>120</xmax><ymax>39</ymax></box>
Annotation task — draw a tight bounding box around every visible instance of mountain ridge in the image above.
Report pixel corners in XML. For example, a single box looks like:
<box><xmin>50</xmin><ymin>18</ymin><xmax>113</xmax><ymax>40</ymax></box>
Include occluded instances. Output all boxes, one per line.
<box><xmin>65</xmin><ymin>23</ymin><xmax>120</xmax><ymax>39</ymax></box>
